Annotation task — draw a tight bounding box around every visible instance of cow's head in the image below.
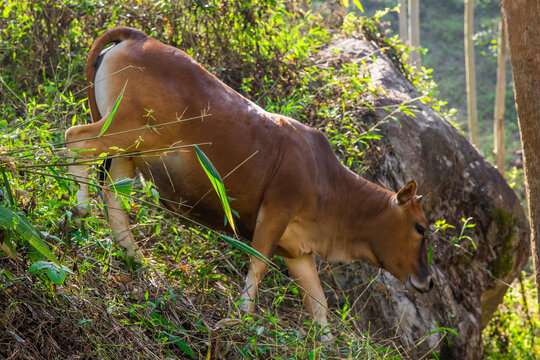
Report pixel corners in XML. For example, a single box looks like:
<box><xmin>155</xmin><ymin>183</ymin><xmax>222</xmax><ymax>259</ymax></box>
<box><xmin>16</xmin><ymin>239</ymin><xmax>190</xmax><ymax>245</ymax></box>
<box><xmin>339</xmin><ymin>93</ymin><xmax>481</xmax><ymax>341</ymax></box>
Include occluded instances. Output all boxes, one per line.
<box><xmin>371</xmin><ymin>180</ymin><xmax>433</xmax><ymax>292</ymax></box>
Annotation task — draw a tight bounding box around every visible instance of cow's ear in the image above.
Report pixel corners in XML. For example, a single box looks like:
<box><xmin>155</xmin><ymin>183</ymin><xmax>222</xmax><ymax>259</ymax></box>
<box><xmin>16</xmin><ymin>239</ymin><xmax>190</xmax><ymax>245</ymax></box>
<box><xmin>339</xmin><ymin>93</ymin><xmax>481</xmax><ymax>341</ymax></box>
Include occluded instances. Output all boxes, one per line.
<box><xmin>396</xmin><ymin>180</ymin><xmax>417</xmax><ymax>205</ymax></box>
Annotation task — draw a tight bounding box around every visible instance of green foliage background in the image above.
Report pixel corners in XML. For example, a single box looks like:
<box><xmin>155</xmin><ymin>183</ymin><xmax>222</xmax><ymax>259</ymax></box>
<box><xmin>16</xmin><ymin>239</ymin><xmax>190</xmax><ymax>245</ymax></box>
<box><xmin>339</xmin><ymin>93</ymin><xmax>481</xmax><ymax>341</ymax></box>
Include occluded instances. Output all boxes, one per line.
<box><xmin>359</xmin><ymin>0</ymin><xmax>521</xmax><ymax>165</ymax></box>
<box><xmin>0</xmin><ymin>0</ymin><xmax>537</xmax><ymax>359</ymax></box>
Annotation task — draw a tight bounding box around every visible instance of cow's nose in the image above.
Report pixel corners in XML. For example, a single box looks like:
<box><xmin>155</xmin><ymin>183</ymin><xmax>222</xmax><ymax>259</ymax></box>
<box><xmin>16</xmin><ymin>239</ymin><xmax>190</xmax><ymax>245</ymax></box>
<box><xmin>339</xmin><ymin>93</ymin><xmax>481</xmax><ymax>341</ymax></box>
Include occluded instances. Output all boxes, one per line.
<box><xmin>407</xmin><ymin>274</ymin><xmax>433</xmax><ymax>293</ymax></box>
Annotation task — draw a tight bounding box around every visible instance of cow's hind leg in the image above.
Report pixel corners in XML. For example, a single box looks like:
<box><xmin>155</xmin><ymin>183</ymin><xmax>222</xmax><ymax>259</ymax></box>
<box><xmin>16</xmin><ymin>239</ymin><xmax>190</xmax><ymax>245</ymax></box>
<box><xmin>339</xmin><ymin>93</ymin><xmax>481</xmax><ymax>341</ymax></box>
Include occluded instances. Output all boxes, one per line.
<box><xmin>65</xmin><ymin>117</ymin><xmax>142</xmax><ymax>263</ymax></box>
<box><xmin>65</xmin><ymin>121</ymin><xmax>109</xmax><ymax>222</ymax></box>
<box><xmin>65</xmin><ymin>117</ymin><xmax>115</xmax><ymax>206</ymax></box>
<box><xmin>101</xmin><ymin>157</ymin><xmax>140</xmax><ymax>263</ymax></box>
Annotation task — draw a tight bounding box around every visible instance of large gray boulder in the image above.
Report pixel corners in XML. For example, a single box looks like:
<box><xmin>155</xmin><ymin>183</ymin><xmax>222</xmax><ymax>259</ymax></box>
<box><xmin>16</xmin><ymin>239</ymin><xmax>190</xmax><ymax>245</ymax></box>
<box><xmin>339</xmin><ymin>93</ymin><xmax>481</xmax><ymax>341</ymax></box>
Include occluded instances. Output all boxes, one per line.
<box><xmin>318</xmin><ymin>37</ymin><xmax>529</xmax><ymax>359</ymax></box>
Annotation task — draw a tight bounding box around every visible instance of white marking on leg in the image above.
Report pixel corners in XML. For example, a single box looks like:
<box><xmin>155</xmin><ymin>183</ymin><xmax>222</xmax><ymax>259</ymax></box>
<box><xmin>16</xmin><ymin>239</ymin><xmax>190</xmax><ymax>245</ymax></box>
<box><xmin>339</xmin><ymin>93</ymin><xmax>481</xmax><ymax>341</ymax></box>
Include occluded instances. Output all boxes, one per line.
<box><xmin>239</xmin><ymin>206</ymin><xmax>267</xmax><ymax>312</ymax></box>
<box><xmin>70</xmin><ymin>164</ymin><xmax>92</xmax><ymax>212</ymax></box>
<box><xmin>239</xmin><ymin>252</ymin><xmax>270</xmax><ymax>314</ymax></box>
<box><xmin>239</xmin><ymin>261</ymin><xmax>258</xmax><ymax>313</ymax></box>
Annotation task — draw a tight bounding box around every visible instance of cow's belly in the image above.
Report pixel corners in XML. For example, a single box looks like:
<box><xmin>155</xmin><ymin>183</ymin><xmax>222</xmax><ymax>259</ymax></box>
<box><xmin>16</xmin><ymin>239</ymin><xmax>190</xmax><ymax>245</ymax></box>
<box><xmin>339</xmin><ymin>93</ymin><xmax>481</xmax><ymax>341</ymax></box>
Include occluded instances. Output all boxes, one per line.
<box><xmin>132</xmin><ymin>151</ymin><xmax>259</xmax><ymax>237</ymax></box>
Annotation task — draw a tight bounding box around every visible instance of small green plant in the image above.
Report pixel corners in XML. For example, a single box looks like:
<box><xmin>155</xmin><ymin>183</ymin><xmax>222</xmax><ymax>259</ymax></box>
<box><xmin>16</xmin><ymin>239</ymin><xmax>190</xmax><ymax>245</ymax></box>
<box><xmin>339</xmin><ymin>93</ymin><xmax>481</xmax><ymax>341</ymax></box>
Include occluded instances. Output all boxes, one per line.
<box><xmin>28</xmin><ymin>260</ymin><xmax>72</xmax><ymax>285</ymax></box>
<box><xmin>433</xmin><ymin>217</ymin><xmax>477</xmax><ymax>255</ymax></box>
<box><xmin>483</xmin><ymin>272</ymin><xmax>539</xmax><ymax>359</ymax></box>
<box><xmin>0</xmin><ymin>154</ymin><xmax>70</xmax><ymax>285</ymax></box>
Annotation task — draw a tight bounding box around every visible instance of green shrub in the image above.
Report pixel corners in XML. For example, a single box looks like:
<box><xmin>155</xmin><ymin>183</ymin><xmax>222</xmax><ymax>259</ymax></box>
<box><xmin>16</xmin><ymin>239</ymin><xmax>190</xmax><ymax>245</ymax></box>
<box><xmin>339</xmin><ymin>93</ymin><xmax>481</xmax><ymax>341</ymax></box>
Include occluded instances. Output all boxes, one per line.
<box><xmin>483</xmin><ymin>273</ymin><xmax>539</xmax><ymax>359</ymax></box>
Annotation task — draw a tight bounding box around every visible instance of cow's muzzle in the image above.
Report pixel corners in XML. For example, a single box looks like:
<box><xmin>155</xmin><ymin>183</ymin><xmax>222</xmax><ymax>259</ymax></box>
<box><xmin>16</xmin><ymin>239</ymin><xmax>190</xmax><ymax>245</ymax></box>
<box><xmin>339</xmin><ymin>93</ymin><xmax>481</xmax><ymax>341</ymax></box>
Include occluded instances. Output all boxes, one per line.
<box><xmin>406</xmin><ymin>274</ymin><xmax>434</xmax><ymax>293</ymax></box>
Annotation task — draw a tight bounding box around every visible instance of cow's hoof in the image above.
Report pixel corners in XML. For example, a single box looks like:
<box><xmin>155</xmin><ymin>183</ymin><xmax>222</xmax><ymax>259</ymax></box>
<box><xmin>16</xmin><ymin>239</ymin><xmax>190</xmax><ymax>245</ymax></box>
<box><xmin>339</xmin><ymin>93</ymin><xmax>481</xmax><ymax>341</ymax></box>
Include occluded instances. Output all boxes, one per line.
<box><xmin>320</xmin><ymin>331</ymin><xmax>333</xmax><ymax>343</ymax></box>
<box><xmin>238</xmin><ymin>298</ymin><xmax>255</xmax><ymax>314</ymax></box>
<box><xmin>125</xmin><ymin>251</ymin><xmax>144</xmax><ymax>271</ymax></box>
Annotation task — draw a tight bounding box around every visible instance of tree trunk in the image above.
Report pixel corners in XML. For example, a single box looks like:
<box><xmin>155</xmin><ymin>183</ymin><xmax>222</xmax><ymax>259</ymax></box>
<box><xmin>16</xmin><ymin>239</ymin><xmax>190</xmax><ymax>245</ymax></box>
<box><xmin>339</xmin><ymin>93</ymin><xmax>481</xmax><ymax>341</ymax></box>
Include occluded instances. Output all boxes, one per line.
<box><xmin>398</xmin><ymin>0</ymin><xmax>408</xmax><ymax>45</ymax></box>
<box><xmin>500</xmin><ymin>0</ymin><xmax>540</xmax><ymax>307</ymax></box>
<box><xmin>464</xmin><ymin>0</ymin><xmax>479</xmax><ymax>146</ymax></box>
<box><xmin>408</xmin><ymin>0</ymin><xmax>420</xmax><ymax>69</ymax></box>
<box><xmin>493</xmin><ymin>17</ymin><xmax>507</xmax><ymax>176</ymax></box>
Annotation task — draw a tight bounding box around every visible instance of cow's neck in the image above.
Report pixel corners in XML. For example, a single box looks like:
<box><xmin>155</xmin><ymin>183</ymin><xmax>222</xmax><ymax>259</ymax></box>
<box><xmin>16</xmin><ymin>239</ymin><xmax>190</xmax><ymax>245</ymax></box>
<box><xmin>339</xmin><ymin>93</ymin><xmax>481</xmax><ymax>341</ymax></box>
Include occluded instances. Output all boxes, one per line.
<box><xmin>319</xmin><ymin>162</ymin><xmax>394</xmax><ymax>264</ymax></box>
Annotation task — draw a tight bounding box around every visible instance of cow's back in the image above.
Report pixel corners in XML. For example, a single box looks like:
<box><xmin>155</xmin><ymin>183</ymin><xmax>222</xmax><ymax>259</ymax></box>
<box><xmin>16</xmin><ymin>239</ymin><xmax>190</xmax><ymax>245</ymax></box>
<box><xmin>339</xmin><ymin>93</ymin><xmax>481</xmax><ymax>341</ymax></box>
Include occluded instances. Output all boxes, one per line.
<box><xmin>91</xmin><ymin>31</ymin><xmax>337</xmax><ymax>237</ymax></box>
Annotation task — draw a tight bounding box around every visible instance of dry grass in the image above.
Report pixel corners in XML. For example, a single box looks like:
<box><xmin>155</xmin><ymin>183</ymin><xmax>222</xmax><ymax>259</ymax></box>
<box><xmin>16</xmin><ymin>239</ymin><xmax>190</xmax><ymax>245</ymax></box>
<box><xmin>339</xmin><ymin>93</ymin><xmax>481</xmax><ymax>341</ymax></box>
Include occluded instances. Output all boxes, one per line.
<box><xmin>1</xmin><ymin>209</ymin><xmax>416</xmax><ymax>359</ymax></box>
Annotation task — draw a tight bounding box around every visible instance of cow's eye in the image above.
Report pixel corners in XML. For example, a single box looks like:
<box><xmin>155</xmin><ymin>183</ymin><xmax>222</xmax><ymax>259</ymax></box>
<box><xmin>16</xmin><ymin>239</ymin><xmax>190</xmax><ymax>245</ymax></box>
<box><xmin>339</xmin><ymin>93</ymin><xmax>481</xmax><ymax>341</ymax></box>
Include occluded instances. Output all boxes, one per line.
<box><xmin>415</xmin><ymin>224</ymin><xmax>425</xmax><ymax>236</ymax></box>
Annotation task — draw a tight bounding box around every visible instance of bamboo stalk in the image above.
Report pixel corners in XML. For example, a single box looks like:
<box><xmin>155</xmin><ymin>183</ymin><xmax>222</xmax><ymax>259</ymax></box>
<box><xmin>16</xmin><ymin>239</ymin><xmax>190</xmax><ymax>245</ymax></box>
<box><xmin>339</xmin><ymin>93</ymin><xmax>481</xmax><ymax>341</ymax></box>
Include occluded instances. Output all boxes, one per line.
<box><xmin>493</xmin><ymin>17</ymin><xmax>507</xmax><ymax>176</ymax></box>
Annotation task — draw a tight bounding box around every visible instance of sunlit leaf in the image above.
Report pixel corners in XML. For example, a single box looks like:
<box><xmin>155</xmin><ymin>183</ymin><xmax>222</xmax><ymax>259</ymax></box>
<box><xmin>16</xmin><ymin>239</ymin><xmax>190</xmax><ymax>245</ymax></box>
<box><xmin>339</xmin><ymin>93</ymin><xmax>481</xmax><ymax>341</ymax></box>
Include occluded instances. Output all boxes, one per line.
<box><xmin>29</xmin><ymin>260</ymin><xmax>71</xmax><ymax>285</ymax></box>
<box><xmin>48</xmin><ymin>166</ymin><xmax>71</xmax><ymax>193</ymax></box>
<box><xmin>428</xmin><ymin>326</ymin><xmax>460</xmax><ymax>338</ymax></box>
<box><xmin>220</xmin><ymin>234</ymin><xmax>271</xmax><ymax>266</ymax></box>
<box><xmin>46</xmin><ymin>265</ymin><xmax>67</xmax><ymax>285</ymax></box>
<box><xmin>28</xmin><ymin>261</ymin><xmax>54</xmax><ymax>271</ymax></box>
<box><xmin>109</xmin><ymin>177</ymin><xmax>133</xmax><ymax>195</ymax></box>
<box><xmin>99</xmin><ymin>80</ymin><xmax>127</xmax><ymax>136</ymax></box>
<box><xmin>194</xmin><ymin>146</ymin><xmax>236</xmax><ymax>234</ymax></box>
<box><xmin>1</xmin><ymin>269</ymin><xmax>13</xmax><ymax>281</ymax></box>
<box><xmin>352</xmin><ymin>0</ymin><xmax>364</xmax><ymax>12</ymax></box>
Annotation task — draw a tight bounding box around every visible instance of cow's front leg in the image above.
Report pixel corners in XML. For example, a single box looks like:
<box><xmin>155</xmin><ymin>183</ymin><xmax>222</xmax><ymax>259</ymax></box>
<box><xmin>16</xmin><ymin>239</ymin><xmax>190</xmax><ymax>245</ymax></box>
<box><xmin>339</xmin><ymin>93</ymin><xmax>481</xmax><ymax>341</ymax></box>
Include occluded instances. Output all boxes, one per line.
<box><xmin>239</xmin><ymin>204</ymin><xmax>293</xmax><ymax>314</ymax></box>
<box><xmin>283</xmin><ymin>253</ymin><xmax>331</xmax><ymax>339</ymax></box>
<box><xmin>66</xmin><ymin>118</ymin><xmax>111</xmax><ymax>214</ymax></box>
<box><xmin>66</xmin><ymin>123</ymin><xmax>103</xmax><ymax>223</ymax></box>
<box><xmin>239</xmin><ymin>255</ymin><xmax>268</xmax><ymax>314</ymax></box>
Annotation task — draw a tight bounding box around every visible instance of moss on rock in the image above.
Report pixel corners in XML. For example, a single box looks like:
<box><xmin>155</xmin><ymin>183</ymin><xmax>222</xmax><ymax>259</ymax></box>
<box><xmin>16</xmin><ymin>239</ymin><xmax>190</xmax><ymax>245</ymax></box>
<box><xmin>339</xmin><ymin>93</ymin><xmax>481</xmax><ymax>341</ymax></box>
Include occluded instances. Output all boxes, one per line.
<box><xmin>489</xmin><ymin>208</ymin><xmax>517</xmax><ymax>279</ymax></box>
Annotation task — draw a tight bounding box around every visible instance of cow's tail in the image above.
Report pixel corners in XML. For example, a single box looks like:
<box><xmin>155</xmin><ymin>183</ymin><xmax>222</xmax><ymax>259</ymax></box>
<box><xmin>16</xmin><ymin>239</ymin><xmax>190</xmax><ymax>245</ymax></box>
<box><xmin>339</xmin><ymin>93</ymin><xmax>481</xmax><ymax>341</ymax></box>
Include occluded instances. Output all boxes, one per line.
<box><xmin>86</xmin><ymin>27</ymin><xmax>146</xmax><ymax>185</ymax></box>
<box><xmin>86</xmin><ymin>27</ymin><xmax>147</xmax><ymax>122</ymax></box>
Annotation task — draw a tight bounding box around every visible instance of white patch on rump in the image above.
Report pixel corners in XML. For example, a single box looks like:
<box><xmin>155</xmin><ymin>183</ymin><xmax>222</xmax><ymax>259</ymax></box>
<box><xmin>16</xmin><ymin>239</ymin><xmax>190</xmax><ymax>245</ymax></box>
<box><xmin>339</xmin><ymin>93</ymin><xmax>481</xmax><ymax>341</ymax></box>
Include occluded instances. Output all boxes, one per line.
<box><xmin>94</xmin><ymin>41</ymin><xmax>129</xmax><ymax>118</ymax></box>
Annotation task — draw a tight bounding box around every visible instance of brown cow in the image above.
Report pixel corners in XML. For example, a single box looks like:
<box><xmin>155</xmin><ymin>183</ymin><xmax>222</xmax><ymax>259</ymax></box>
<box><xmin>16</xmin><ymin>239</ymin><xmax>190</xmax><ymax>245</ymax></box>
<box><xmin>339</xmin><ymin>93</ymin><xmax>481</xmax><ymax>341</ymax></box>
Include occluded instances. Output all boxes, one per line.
<box><xmin>66</xmin><ymin>27</ymin><xmax>432</xmax><ymax>330</ymax></box>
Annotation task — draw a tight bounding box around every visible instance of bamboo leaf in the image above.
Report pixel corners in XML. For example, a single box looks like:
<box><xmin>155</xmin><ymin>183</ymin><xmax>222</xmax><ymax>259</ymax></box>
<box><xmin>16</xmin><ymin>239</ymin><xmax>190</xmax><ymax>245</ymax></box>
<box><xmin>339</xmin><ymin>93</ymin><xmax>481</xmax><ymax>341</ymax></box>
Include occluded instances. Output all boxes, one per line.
<box><xmin>0</xmin><ymin>206</ymin><xmax>61</xmax><ymax>266</ymax></box>
<box><xmin>352</xmin><ymin>0</ymin><xmax>364</xmax><ymax>12</ymax></box>
<box><xmin>220</xmin><ymin>234</ymin><xmax>271</xmax><ymax>266</ymax></box>
<box><xmin>48</xmin><ymin>166</ymin><xmax>71</xmax><ymax>193</ymax></box>
<box><xmin>109</xmin><ymin>177</ymin><xmax>133</xmax><ymax>195</ymax></box>
<box><xmin>194</xmin><ymin>146</ymin><xmax>236</xmax><ymax>234</ymax></box>
<box><xmin>1</xmin><ymin>168</ymin><xmax>14</xmax><ymax>207</ymax></box>
<box><xmin>1</xmin><ymin>269</ymin><xmax>13</xmax><ymax>281</ymax></box>
<box><xmin>167</xmin><ymin>334</ymin><xmax>195</xmax><ymax>358</ymax></box>
<box><xmin>99</xmin><ymin>80</ymin><xmax>127</xmax><ymax>136</ymax></box>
